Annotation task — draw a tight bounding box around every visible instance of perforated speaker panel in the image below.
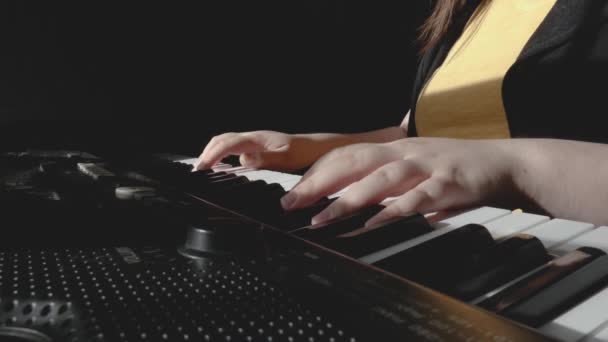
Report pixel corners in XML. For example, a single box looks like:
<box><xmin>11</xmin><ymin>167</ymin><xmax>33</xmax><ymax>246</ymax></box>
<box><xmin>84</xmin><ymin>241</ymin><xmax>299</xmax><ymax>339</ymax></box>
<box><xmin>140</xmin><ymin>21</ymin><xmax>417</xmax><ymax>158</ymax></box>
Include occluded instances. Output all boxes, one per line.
<box><xmin>0</xmin><ymin>248</ymin><xmax>360</xmax><ymax>342</ymax></box>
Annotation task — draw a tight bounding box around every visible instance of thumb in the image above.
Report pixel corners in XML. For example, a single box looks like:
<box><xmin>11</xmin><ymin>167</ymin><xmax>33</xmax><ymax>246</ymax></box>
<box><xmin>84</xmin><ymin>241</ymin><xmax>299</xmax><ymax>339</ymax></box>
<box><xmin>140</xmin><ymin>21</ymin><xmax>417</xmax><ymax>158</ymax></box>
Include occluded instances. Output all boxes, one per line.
<box><xmin>240</xmin><ymin>152</ymin><xmax>264</xmax><ymax>168</ymax></box>
<box><xmin>240</xmin><ymin>151</ymin><xmax>295</xmax><ymax>171</ymax></box>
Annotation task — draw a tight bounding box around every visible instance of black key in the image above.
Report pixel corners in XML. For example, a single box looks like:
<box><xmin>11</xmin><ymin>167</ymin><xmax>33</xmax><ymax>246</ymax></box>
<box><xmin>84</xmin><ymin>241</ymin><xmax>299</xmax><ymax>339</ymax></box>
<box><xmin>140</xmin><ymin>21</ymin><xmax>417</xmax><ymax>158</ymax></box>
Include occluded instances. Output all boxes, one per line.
<box><xmin>446</xmin><ymin>234</ymin><xmax>551</xmax><ymax>301</ymax></box>
<box><xmin>292</xmin><ymin>205</ymin><xmax>384</xmax><ymax>243</ymax></box>
<box><xmin>242</xmin><ymin>183</ymin><xmax>288</xmax><ymax>219</ymax></box>
<box><xmin>171</xmin><ymin>161</ymin><xmax>195</xmax><ymax>172</ymax></box>
<box><xmin>185</xmin><ymin>165</ymin><xmax>214</xmax><ymax>175</ymax></box>
<box><xmin>372</xmin><ymin>224</ymin><xmax>495</xmax><ymax>282</ymax></box>
<box><xmin>501</xmin><ymin>252</ymin><xmax>608</xmax><ymax>327</ymax></box>
<box><xmin>184</xmin><ymin>171</ymin><xmax>234</xmax><ymax>184</ymax></box>
<box><xmin>479</xmin><ymin>247</ymin><xmax>605</xmax><ymax>313</ymax></box>
<box><xmin>183</xmin><ymin>175</ymin><xmax>249</xmax><ymax>198</ymax></box>
<box><xmin>321</xmin><ymin>214</ymin><xmax>433</xmax><ymax>258</ymax></box>
<box><xmin>215</xmin><ymin>180</ymin><xmax>270</xmax><ymax>210</ymax></box>
<box><xmin>206</xmin><ymin>171</ymin><xmax>231</xmax><ymax>179</ymax></box>
<box><xmin>207</xmin><ymin>175</ymin><xmax>249</xmax><ymax>186</ymax></box>
<box><xmin>273</xmin><ymin>198</ymin><xmax>335</xmax><ymax>231</ymax></box>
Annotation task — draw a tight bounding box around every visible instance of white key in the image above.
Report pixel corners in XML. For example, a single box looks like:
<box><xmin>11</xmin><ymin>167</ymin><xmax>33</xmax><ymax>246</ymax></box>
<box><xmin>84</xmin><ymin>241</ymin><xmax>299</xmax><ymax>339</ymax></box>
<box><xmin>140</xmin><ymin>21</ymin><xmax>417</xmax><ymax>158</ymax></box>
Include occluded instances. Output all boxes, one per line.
<box><xmin>432</xmin><ymin>206</ymin><xmax>511</xmax><ymax>230</ymax></box>
<box><xmin>158</xmin><ymin>154</ymin><xmax>193</xmax><ymax>162</ymax></box>
<box><xmin>586</xmin><ymin>322</ymin><xmax>608</xmax><ymax>342</ymax></box>
<box><xmin>235</xmin><ymin>170</ymin><xmax>300</xmax><ymax>187</ymax></box>
<box><xmin>278</xmin><ymin>178</ymin><xmax>301</xmax><ymax>191</ymax></box>
<box><xmin>235</xmin><ymin>170</ymin><xmax>273</xmax><ymax>181</ymax></box>
<box><xmin>539</xmin><ymin>286</ymin><xmax>608</xmax><ymax>341</ymax></box>
<box><xmin>555</xmin><ymin>226</ymin><xmax>608</xmax><ymax>254</ymax></box>
<box><xmin>254</xmin><ymin>171</ymin><xmax>298</xmax><ymax>184</ymax></box>
<box><xmin>359</xmin><ymin>207</ymin><xmax>511</xmax><ymax>264</ymax></box>
<box><xmin>521</xmin><ymin>219</ymin><xmax>595</xmax><ymax>255</ymax></box>
<box><xmin>484</xmin><ymin>212</ymin><xmax>550</xmax><ymax>240</ymax></box>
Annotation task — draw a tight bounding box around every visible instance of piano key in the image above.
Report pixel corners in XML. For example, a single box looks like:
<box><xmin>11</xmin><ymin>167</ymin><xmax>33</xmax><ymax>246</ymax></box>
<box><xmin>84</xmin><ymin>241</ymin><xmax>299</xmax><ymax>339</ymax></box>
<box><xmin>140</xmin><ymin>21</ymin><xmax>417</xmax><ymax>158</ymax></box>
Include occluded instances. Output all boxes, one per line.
<box><xmin>502</xmin><ymin>252</ymin><xmax>608</xmax><ymax>327</ymax></box>
<box><xmin>292</xmin><ymin>206</ymin><xmax>383</xmax><ymax>243</ymax></box>
<box><xmin>277</xmin><ymin>199</ymin><xmax>334</xmax><ymax>231</ymax></box>
<box><xmin>76</xmin><ymin>162</ymin><xmax>117</xmax><ymax>182</ymax></box>
<box><xmin>553</xmin><ymin>226</ymin><xmax>608</xmax><ymax>255</ymax></box>
<box><xmin>207</xmin><ymin>175</ymin><xmax>250</xmax><ymax>187</ymax></box>
<box><xmin>216</xmin><ymin>180</ymin><xmax>271</xmax><ymax>204</ymax></box>
<box><xmin>538</xmin><ymin>271</ymin><xmax>608</xmax><ymax>341</ymax></box>
<box><xmin>444</xmin><ymin>234</ymin><xmax>551</xmax><ymax>301</ymax></box>
<box><xmin>586</xmin><ymin>323</ymin><xmax>608</xmax><ymax>342</ymax></box>
<box><xmin>241</xmin><ymin>169</ymin><xmax>299</xmax><ymax>184</ymax></box>
<box><xmin>371</xmin><ymin>224</ymin><xmax>495</xmax><ymax>281</ymax></box>
<box><xmin>193</xmin><ymin>159</ymin><xmax>354</xmax><ymax>199</ymax></box>
<box><xmin>483</xmin><ymin>211</ymin><xmax>550</xmax><ymax>240</ymax></box>
<box><xmin>277</xmin><ymin>178</ymin><xmax>301</xmax><ymax>191</ymax></box>
<box><xmin>320</xmin><ymin>214</ymin><xmax>433</xmax><ymax>258</ymax></box>
<box><xmin>186</xmin><ymin>175</ymin><xmax>249</xmax><ymax>194</ymax></box>
<box><xmin>170</xmin><ymin>156</ymin><xmax>198</xmax><ymax>165</ymax></box>
<box><xmin>206</xmin><ymin>172</ymin><xmax>232</xmax><ymax>180</ymax></box>
<box><xmin>521</xmin><ymin>218</ymin><xmax>594</xmax><ymax>253</ymax></box>
<box><xmin>432</xmin><ymin>206</ymin><xmax>511</xmax><ymax>230</ymax></box>
<box><xmin>359</xmin><ymin>207</ymin><xmax>509</xmax><ymax>264</ymax></box>
<box><xmin>475</xmin><ymin>247</ymin><xmax>604</xmax><ymax>308</ymax></box>
<box><xmin>215</xmin><ymin>165</ymin><xmax>250</xmax><ymax>173</ymax></box>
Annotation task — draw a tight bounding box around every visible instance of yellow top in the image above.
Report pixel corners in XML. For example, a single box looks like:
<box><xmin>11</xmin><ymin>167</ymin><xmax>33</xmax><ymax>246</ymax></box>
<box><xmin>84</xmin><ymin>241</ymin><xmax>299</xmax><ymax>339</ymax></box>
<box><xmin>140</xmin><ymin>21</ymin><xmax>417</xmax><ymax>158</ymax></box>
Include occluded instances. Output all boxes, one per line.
<box><xmin>415</xmin><ymin>0</ymin><xmax>556</xmax><ymax>139</ymax></box>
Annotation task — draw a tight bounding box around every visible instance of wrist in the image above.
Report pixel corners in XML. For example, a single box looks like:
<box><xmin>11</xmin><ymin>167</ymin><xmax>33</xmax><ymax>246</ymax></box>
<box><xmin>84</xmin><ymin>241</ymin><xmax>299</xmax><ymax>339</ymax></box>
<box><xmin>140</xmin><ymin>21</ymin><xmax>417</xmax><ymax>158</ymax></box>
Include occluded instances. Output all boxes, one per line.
<box><xmin>496</xmin><ymin>139</ymin><xmax>545</xmax><ymax>211</ymax></box>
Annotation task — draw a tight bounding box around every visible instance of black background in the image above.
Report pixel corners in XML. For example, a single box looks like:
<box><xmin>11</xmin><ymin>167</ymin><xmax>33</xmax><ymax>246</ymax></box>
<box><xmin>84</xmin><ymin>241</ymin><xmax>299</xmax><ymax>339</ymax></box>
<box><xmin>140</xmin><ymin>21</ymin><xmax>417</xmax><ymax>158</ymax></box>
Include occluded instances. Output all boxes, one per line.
<box><xmin>1</xmin><ymin>1</ymin><xmax>430</xmax><ymax>156</ymax></box>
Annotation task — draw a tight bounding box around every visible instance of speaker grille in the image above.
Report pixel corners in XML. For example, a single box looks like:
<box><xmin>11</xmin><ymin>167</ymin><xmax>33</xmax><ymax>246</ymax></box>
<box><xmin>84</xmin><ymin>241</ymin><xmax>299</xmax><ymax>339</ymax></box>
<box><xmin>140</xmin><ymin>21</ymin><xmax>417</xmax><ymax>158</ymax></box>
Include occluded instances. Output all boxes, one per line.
<box><xmin>0</xmin><ymin>248</ymin><xmax>359</xmax><ymax>342</ymax></box>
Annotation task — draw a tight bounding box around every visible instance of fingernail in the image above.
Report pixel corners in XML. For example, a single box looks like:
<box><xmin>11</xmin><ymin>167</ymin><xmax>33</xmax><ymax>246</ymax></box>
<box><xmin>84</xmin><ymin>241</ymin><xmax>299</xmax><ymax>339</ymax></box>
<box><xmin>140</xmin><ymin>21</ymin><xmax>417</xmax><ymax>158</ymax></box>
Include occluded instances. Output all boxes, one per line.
<box><xmin>364</xmin><ymin>216</ymin><xmax>381</xmax><ymax>228</ymax></box>
<box><xmin>311</xmin><ymin>211</ymin><xmax>332</xmax><ymax>225</ymax></box>
<box><xmin>280</xmin><ymin>192</ymin><xmax>296</xmax><ymax>210</ymax></box>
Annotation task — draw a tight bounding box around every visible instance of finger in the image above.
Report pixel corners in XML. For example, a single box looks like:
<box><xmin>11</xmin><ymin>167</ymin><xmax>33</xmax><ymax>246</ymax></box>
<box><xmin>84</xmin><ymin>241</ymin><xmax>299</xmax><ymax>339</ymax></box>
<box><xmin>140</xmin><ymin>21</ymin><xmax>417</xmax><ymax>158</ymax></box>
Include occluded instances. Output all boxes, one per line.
<box><xmin>298</xmin><ymin>145</ymin><xmax>366</xmax><ymax>184</ymax></box>
<box><xmin>195</xmin><ymin>133</ymin><xmax>233</xmax><ymax>169</ymax></box>
<box><xmin>364</xmin><ymin>177</ymin><xmax>446</xmax><ymax>226</ymax></box>
<box><xmin>194</xmin><ymin>133</ymin><xmax>263</xmax><ymax>170</ymax></box>
<box><xmin>311</xmin><ymin>160</ymin><xmax>427</xmax><ymax>224</ymax></box>
<box><xmin>281</xmin><ymin>150</ymin><xmax>391</xmax><ymax>210</ymax></box>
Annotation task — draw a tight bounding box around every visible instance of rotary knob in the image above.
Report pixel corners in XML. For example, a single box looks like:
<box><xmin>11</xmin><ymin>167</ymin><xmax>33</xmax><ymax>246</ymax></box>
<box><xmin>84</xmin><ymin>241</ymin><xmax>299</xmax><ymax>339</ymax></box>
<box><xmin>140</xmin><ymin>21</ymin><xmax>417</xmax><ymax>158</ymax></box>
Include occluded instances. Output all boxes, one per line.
<box><xmin>178</xmin><ymin>217</ymin><xmax>262</xmax><ymax>258</ymax></box>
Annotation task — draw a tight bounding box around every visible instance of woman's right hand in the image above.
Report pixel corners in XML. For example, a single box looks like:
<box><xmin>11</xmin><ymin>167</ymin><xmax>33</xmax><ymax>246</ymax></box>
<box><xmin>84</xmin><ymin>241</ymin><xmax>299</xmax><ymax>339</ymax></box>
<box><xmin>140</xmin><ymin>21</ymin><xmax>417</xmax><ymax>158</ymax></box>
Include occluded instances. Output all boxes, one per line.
<box><xmin>193</xmin><ymin>130</ymin><xmax>320</xmax><ymax>172</ymax></box>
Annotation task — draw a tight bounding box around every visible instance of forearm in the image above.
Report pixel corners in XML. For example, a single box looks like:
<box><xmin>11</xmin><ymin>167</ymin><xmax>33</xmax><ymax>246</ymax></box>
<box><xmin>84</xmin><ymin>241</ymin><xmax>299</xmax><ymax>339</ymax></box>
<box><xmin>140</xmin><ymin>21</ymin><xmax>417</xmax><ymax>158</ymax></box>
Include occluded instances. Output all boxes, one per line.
<box><xmin>288</xmin><ymin>126</ymin><xmax>407</xmax><ymax>170</ymax></box>
<box><xmin>508</xmin><ymin>139</ymin><xmax>608</xmax><ymax>225</ymax></box>
<box><xmin>296</xmin><ymin>126</ymin><xmax>407</xmax><ymax>152</ymax></box>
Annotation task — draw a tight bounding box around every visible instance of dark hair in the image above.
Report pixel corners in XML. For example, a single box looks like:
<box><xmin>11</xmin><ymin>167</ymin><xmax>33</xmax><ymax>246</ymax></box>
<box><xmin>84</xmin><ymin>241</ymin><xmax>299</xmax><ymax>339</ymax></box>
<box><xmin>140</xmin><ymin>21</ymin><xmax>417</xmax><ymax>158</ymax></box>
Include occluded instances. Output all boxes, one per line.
<box><xmin>419</xmin><ymin>0</ymin><xmax>468</xmax><ymax>53</ymax></box>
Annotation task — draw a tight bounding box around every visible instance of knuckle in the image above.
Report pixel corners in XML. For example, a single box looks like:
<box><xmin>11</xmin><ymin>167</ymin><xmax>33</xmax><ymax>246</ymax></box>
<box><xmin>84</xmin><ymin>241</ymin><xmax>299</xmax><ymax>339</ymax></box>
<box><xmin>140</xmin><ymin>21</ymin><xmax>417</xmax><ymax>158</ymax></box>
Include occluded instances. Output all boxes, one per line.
<box><xmin>374</xmin><ymin>166</ymin><xmax>395</xmax><ymax>185</ymax></box>
<box><xmin>220</xmin><ymin>132</ymin><xmax>238</xmax><ymax>139</ymax></box>
<box><xmin>210</xmin><ymin>132</ymin><xmax>236</xmax><ymax>145</ymax></box>
<box><xmin>208</xmin><ymin>135</ymin><xmax>219</xmax><ymax>144</ymax></box>
<box><xmin>420</xmin><ymin>180</ymin><xmax>446</xmax><ymax>199</ymax></box>
<box><xmin>342</xmin><ymin>152</ymin><xmax>358</xmax><ymax>167</ymax></box>
<box><xmin>243</xmin><ymin>131</ymin><xmax>263</xmax><ymax>140</ymax></box>
<box><xmin>439</xmin><ymin>163</ymin><xmax>459</xmax><ymax>179</ymax></box>
<box><xmin>374</xmin><ymin>160</ymin><xmax>409</xmax><ymax>183</ymax></box>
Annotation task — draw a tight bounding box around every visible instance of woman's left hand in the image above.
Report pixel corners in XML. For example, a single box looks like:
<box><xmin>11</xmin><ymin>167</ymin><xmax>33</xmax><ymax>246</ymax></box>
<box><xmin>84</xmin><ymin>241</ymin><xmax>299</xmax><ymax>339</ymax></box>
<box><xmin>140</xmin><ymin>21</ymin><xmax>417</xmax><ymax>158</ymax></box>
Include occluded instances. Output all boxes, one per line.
<box><xmin>279</xmin><ymin>137</ymin><xmax>520</xmax><ymax>226</ymax></box>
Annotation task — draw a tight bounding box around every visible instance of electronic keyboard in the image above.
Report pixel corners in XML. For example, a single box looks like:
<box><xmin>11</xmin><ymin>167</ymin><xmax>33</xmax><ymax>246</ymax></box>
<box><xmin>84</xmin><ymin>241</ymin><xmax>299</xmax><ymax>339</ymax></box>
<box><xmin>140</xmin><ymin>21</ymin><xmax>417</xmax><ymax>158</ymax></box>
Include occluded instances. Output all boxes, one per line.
<box><xmin>174</xmin><ymin>156</ymin><xmax>608</xmax><ymax>342</ymax></box>
<box><xmin>1</xmin><ymin>150</ymin><xmax>607</xmax><ymax>341</ymax></box>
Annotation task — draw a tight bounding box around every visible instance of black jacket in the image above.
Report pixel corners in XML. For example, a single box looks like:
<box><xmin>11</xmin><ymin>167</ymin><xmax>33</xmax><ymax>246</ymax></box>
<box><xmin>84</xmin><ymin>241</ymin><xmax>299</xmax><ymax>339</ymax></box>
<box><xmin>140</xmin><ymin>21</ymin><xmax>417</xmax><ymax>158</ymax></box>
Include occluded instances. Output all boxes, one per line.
<box><xmin>408</xmin><ymin>0</ymin><xmax>608</xmax><ymax>142</ymax></box>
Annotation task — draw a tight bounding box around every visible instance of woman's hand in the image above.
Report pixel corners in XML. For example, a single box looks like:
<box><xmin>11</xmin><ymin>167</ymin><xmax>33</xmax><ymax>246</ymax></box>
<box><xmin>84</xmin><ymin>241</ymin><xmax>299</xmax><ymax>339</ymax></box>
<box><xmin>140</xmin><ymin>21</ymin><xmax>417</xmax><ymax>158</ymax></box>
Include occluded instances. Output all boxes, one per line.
<box><xmin>194</xmin><ymin>127</ymin><xmax>408</xmax><ymax>172</ymax></box>
<box><xmin>194</xmin><ymin>131</ymin><xmax>319</xmax><ymax>172</ymax></box>
<box><xmin>280</xmin><ymin>138</ymin><xmax>520</xmax><ymax>226</ymax></box>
